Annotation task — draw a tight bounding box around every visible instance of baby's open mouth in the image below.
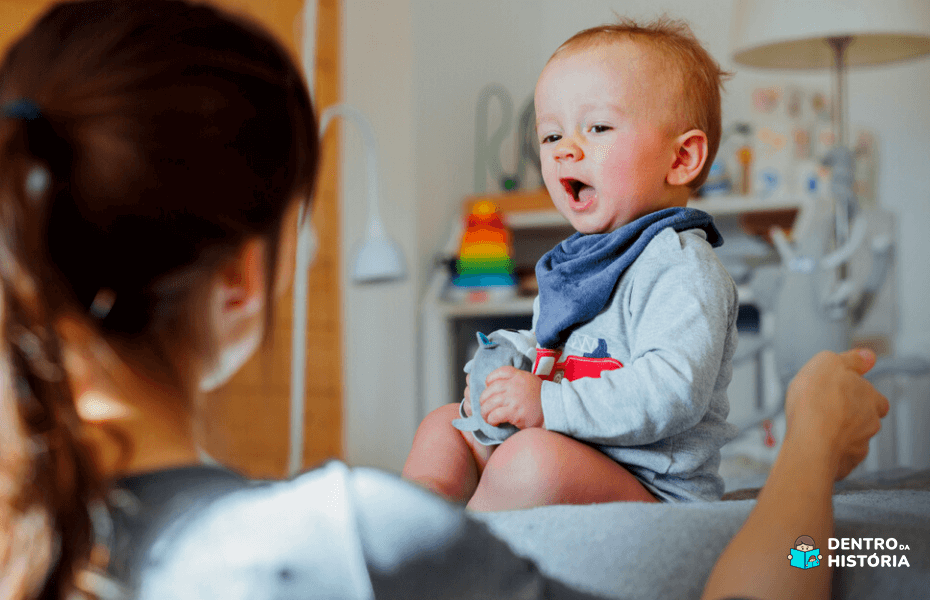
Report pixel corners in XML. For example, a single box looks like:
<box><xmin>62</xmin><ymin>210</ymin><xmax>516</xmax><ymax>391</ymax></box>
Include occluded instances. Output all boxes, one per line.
<box><xmin>560</xmin><ymin>178</ymin><xmax>594</xmax><ymax>203</ymax></box>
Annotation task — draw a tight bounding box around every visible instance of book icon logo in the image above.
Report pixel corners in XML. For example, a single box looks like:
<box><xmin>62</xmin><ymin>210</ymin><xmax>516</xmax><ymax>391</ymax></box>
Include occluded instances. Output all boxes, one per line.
<box><xmin>788</xmin><ymin>535</ymin><xmax>822</xmax><ymax>569</ymax></box>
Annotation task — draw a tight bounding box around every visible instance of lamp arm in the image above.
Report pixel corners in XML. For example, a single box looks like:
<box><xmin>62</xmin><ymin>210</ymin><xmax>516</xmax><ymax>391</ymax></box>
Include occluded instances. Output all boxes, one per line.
<box><xmin>289</xmin><ymin>102</ymin><xmax>390</xmax><ymax>475</ymax></box>
<box><xmin>319</xmin><ymin>103</ymin><xmax>386</xmax><ymax>237</ymax></box>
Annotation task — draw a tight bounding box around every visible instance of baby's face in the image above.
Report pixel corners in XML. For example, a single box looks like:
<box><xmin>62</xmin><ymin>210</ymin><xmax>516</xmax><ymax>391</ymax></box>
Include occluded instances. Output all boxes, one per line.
<box><xmin>535</xmin><ymin>42</ymin><xmax>682</xmax><ymax>234</ymax></box>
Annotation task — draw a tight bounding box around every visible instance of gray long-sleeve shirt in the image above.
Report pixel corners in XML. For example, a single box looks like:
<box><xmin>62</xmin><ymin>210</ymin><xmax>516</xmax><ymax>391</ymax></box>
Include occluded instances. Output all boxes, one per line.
<box><xmin>500</xmin><ymin>228</ymin><xmax>739</xmax><ymax>501</ymax></box>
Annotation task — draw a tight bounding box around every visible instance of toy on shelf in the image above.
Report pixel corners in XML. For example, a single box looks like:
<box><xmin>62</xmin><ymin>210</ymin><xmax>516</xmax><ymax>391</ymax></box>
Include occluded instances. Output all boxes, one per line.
<box><xmin>450</xmin><ymin>200</ymin><xmax>517</xmax><ymax>302</ymax></box>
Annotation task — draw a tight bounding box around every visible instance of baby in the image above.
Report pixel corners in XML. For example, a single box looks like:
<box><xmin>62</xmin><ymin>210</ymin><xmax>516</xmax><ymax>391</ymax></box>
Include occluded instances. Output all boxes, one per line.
<box><xmin>404</xmin><ymin>17</ymin><xmax>738</xmax><ymax>509</ymax></box>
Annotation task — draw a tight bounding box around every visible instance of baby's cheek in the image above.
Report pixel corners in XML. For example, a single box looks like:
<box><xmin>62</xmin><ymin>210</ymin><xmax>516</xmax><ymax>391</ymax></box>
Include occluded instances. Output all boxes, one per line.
<box><xmin>542</xmin><ymin>160</ymin><xmax>561</xmax><ymax>182</ymax></box>
<box><xmin>592</xmin><ymin>143</ymin><xmax>613</xmax><ymax>163</ymax></box>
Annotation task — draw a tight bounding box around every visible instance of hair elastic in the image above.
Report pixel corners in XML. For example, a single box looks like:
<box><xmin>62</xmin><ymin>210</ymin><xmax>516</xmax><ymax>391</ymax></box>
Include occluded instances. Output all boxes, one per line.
<box><xmin>2</xmin><ymin>100</ymin><xmax>51</xmax><ymax>199</ymax></box>
<box><xmin>1</xmin><ymin>98</ymin><xmax>41</xmax><ymax>121</ymax></box>
<box><xmin>0</xmin><ymin>98</ymin><xmax>42</xmax><ymax>121</ymax></box>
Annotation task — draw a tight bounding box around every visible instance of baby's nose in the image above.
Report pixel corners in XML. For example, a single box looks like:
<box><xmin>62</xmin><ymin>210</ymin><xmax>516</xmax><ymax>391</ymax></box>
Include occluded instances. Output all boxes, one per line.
<box><xmin>554</xmin><ymin>138</ymin><xmax>582</xmax><ymax>160</ymax></box>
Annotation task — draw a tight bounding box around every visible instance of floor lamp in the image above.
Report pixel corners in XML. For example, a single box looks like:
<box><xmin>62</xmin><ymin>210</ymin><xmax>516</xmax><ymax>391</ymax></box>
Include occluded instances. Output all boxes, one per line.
<box><xmin>730</xmin><ymin>0</ymin><xmax>930</xmax><ymax>468</ymax></box>
<box><xmin>731</xmin><ymin>0</ymin><xmax>930</xmax><ymax>252</ymax></box>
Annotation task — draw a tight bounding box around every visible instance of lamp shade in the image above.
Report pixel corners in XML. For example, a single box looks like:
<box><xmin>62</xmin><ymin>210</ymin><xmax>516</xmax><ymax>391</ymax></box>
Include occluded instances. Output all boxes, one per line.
<box><xmin>731</xmin><ymin>0</ymin><xmax>930</xmax><ymax>69</ymax></box>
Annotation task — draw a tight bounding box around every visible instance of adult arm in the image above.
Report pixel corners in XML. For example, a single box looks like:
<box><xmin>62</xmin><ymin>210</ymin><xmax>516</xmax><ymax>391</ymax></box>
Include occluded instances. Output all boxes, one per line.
<box><xmin>701</xmin><ymin>349</ymin><xmax>890</xmax><ymax>600</ymax></box>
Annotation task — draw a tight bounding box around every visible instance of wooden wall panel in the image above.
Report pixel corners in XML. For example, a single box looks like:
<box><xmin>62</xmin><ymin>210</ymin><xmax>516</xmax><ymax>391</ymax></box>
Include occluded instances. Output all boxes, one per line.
<box><xmin>200</xmin><ymin>0</ymin><xmax>344</xmax><ymax>478</ymax></box>
<box><xmin>0</xmin><ymin>2</ymin><xmax>52</xmax><ymax>53</ymax></box>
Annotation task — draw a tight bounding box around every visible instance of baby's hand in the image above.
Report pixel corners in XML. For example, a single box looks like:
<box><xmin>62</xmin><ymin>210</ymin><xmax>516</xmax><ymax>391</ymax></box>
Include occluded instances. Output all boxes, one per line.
<box><xmin>479</xmin><ymin>367</ymin><xmax>543</xmax><ymax>429</ymax></box>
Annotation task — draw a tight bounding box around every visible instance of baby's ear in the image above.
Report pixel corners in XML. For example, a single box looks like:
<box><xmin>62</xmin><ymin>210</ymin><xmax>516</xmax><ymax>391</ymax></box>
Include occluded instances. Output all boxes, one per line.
<box><xmin>666</xmin><ymin>129</ymin><xmax>708</xmax><ymax>187</ymax></box>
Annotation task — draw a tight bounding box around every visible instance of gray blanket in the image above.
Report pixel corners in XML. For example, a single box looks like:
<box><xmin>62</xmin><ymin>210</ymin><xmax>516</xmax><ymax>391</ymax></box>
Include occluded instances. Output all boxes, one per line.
<box><xmin>475</xmin><ymin>470</ymin><xmax>930</xmax><ymax>600</ymax></box>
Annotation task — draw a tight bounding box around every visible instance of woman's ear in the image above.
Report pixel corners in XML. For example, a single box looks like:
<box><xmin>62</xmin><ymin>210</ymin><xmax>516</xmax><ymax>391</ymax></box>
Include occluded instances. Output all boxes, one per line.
<box><xmin>202</xmin><ymin>238</ymin><xmax>268</xmax><ymax>392</ymax></box>
<box><xmin>666</xmin><ymin>129</ymin><xmax>708</xmax><ymax>188</ymax></box>
<box><xmin>215</xmin><ymin>237</ymin><xmax>266</xmax><ymax>326</ymax></box>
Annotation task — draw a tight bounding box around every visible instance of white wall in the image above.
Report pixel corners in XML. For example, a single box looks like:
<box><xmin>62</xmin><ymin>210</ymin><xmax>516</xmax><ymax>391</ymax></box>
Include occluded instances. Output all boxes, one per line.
<box><xmin>341</xmin><ymin>0</ymin><xmax>930</xmax><ymax>472</ymax></box>
<box><xmin>340</xmin><ymin>0</ymin><xmax>419</xmax><ymax>471</ymax></box>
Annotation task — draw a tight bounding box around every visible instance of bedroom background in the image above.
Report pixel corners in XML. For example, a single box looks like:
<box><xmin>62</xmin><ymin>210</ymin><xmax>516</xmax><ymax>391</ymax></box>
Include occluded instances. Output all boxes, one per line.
<box><xmin>2</xmin><ymin>0</ymin><xmax>926</xmax><ymax>479</ymax></box>
<box><xmin>340</xmin><ymin>0</ymin><xmax>930</xmax><ymax>474</ymax></box>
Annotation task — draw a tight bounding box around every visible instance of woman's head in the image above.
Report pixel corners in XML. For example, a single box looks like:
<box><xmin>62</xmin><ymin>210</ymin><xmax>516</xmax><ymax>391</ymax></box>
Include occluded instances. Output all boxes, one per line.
<box><xmin>0</xmin><ymin>1</ymin><xmax>318</xmax><ymax>597</ymax></box>
<box><xmin>0</xmin><ymin>0</ymin><xmax>318</xmax><ymax>368</ymax></box>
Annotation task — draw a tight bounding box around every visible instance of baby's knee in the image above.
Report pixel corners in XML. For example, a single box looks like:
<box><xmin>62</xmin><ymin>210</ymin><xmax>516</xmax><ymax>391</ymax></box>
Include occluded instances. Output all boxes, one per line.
<box><xmin>414</xmin><ymin>403</ymin><xmax>461</xmax><ymax>436</ymax></box>
<box><xmin>408</xmin><ymin>403</ymin><xmax>481</xmax><ymax>462</ymax></box>
<box><xmin>481</xmin><ymin>429</ymin><xmax>565</xmax><ymax>493</ymax></box>
<box><xmin>495</xmin><ymin>428</ymin><xmax>562</xmax><ymax>460</ymax></box>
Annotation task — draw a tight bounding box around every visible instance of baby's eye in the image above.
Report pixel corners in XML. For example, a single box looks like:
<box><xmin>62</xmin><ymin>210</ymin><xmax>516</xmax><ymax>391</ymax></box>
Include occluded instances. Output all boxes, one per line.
<box><xmin>540</xmin><ymin>133</ymin><xmax>561</xmax><ymax>144</ymax></box>
<box><xmin>591</xmin><ymin>124</ymin><xmax>612</xmax><ymax>133</ymax></box>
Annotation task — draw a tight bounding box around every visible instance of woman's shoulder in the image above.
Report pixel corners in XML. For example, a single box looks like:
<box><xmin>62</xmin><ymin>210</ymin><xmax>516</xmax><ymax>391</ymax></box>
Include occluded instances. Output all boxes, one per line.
<box><xmin>124</xmin><ymin>461</ymin><xmax>380</xmax><ymax>600</ymax></box>
<box><xmin>118</xmin><ymin>462</ymin><xmax>599</xmax><ymax>600</ymax></box>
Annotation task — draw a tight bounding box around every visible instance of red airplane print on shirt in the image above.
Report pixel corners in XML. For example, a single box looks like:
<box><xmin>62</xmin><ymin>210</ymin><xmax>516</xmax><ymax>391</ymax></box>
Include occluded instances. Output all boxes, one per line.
<box><xmin>533</xmin><ymin>338</ymin><xmax>623</xmax><ymax>383</ymax></box>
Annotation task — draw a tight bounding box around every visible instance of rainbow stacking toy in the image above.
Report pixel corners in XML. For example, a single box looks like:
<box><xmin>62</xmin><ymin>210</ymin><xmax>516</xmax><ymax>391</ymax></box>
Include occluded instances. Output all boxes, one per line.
<box><xmin>451</xmin><ymin>200</ymin><xmax>517</xmax><ymax>300</ymax></box>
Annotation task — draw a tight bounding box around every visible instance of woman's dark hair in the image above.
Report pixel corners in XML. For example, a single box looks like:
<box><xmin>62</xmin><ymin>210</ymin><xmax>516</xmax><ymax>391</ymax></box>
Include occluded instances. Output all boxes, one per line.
<box><xmin>0</xmin><ymin>1</ymin><xmax>318</xmax><ymax>597</ymax></box>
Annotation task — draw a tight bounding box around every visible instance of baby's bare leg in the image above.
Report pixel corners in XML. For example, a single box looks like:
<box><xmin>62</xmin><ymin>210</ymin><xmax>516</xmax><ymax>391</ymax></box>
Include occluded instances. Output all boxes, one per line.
<box><xmin>402</xmin><ymin>403</ymin><xmax>494</xmax><ymax>503</ymax></box>
<box><xmin>467</xmin><ymin>428</ymin><xmax>657</xmax><ymax>511</ymax></box>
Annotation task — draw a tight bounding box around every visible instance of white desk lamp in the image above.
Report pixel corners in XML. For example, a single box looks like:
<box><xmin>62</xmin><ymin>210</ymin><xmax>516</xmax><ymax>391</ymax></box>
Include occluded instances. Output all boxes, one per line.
<box><xmin>318</xmin><ymin>104</ymin><xmax>407</xmax><ymax>285</ymax></box>
<box><xmin>286</xmin><ymin>103</ymin><xmax>407</xmax><ymax>475</ymax></box>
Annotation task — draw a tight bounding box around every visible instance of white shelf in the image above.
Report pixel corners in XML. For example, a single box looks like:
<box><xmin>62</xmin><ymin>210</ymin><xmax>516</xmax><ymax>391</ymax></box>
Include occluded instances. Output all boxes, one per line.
<box><xmin>496</xmin><ymin>196</ymin><xmax>808</xmax><ymax>230</ymax></box>
<box><xmin>434</xmin><ymin>293</ymin><xmax>535</xmax><ymax>317</ymax></box>
<box><xmin>431</xmin><ymin>285</ymin><xmax>752</xmax><ymax>316</ymax></box>
<box><xmin>688</xmin><ymin>195</ymin><xmax>808</xmax><ymax>216</ymax></box>
<box><xmin>505</xmin><ymin>210</ymin><xmax>569</xmax><ymax>228</ymax></box>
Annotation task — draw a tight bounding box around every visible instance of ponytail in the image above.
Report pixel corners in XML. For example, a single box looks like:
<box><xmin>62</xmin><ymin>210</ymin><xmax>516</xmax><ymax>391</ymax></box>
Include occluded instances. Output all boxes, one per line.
<box><xmin>0</xmin><ymin>109</ymin><xmax>102</xmax><ymax>600</ymax></box>
<box><xmin>1</xmin><ymin>284</ymin><xmax>102</xmax><ymax>600</ymax></box>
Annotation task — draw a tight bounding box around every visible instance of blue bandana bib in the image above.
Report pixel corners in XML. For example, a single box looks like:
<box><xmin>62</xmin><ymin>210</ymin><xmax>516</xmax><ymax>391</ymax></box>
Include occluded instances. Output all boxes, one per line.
<box><xmin>534</xmin><ymin>207</ymin><xmax>723</xmax><ymax>349</ymax></box>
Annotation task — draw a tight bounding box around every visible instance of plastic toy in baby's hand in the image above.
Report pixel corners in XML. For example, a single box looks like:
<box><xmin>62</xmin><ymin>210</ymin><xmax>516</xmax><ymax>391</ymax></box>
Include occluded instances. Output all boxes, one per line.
<box><xmin>451</xmin><ymin>330</ymin><xmax>534</xmax><ymax>445</ymax></box>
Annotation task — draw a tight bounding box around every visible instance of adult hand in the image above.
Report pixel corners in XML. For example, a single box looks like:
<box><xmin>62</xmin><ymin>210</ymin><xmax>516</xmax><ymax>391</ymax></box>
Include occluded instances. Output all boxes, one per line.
<box><xmin>479</xmin><ymin>367</ymin><xmax>544</xmax><ymax>429</ymax></box>
<box><xmin>785</xmin><ymin>349</ymin><xmax>890</xmax><ymax>481</ymax></box>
